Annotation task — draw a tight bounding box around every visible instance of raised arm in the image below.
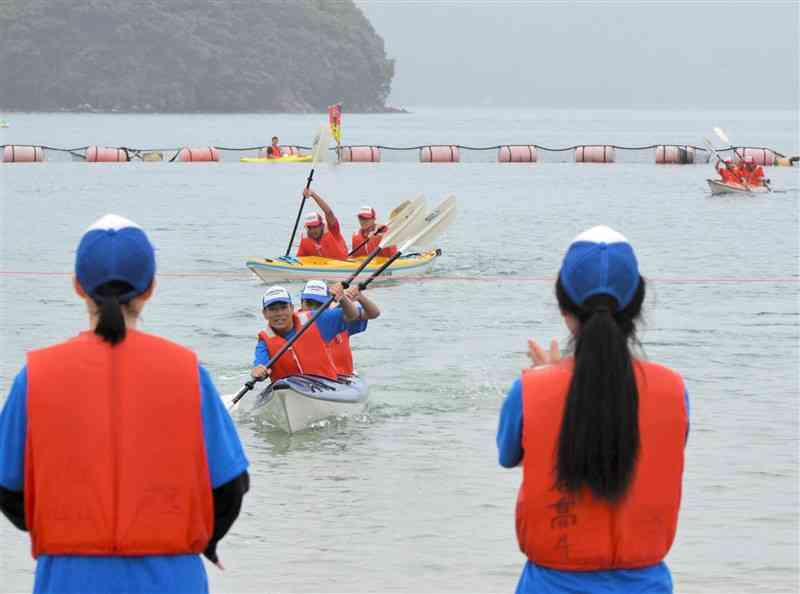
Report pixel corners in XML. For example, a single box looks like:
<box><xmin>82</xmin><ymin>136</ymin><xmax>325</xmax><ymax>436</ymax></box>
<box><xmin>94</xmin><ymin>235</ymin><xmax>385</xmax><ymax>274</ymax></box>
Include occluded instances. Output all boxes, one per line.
<box><xmin>345</xmin><ymin>286</ymin><xmax>380</xmax><ymax>320</ymax></box>
<box><xmin>303</xmin><ymin>189</ymin><xmax>336</xmax><ymax>223</ymax></box>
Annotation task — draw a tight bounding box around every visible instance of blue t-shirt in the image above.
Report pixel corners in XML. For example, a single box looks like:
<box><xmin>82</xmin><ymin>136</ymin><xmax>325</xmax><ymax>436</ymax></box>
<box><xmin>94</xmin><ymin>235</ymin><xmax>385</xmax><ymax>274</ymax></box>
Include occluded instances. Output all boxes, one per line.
<box><xmin>253</xmin><ymin>307</ymin><xmax>366</xmax><ymax>366</ymax></box>
<box><xmin>0</xmin><ymin>364</ymin><xmax>249</xmax><ymax>594</ymax></box>
<box><xmin>497</xmin><ymin>375</ymin><xmax>690</xmax><ymax>594</ymax></box>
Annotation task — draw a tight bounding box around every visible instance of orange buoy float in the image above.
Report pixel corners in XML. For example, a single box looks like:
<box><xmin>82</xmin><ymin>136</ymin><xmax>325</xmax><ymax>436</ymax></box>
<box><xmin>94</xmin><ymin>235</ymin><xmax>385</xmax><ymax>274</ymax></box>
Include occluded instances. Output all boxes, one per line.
<box><xmin>734</xmin><ymin>147</ymin><xmax>776</xmax><ymax>166</ymax></box>
<box><xmin>575</xmin><ymin>145</ymin><xmax>615</xmax><ymax>163</ymax></box>
<box><xmin>498</xmin><ymin>145</ymin><xmax>537</xmax><ymax>163</ymax></box>
<box><xmin>340</xmin><ymin>146</ymin><xmax>381</xmax><ymax>162</ymax></box>
<box><xmin>3</xmin><ymin>145</ymin><xmax>45</xmax><ymax>163</ymax></box>
<box><xmin>177</xmin><ymin>147</ymin><xmax>220</xmax><ymax>162</ymax></box>
<box><xmin>655</xmin><ymin>145</ymin><xmax>695</xmax><ymax>164</ymax></box>
<box><xmin>420</xmin><ymin>145</ymin><xmax>460</xmax><ymax>163</ymax></box>
<box><xmin>86</xmin><ymin>146</ymin><xmax>129</xmax><ymax>162</ymax></box>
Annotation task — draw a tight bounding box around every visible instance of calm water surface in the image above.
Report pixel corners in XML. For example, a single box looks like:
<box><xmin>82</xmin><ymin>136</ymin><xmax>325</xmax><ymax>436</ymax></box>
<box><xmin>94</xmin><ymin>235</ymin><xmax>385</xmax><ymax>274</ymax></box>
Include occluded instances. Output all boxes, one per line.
<box><xmin>1</xmin><ymin>109</ymin><xmax>798</xmax><ymax>593</ymax></box>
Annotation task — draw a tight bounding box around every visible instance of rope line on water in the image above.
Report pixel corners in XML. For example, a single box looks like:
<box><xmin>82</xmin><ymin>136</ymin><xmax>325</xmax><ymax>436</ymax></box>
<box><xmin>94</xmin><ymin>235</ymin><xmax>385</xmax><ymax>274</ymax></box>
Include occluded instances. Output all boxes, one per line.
<box><xmin>1</xmin><ymin>270</ymin><xmax>797</xmax><ymax>284</ymax></box>
<box><xmin>0</xmin><ymin>143</ymin><xmax>788</xmax><ymax>157</ymax></box>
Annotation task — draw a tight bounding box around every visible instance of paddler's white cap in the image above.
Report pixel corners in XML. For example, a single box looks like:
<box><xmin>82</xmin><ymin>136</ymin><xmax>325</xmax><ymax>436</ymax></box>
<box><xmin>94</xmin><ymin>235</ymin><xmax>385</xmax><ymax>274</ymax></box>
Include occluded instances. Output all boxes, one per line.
<box><xmin>301</xmin><ymin>280</ymin><xmax>329</xmax><ymax>304</ymax></box>
<box><xmin>357</xmin><ymin>206</ymin><xmax>376</xmax><ymax>220</ymax></box>
<box><xmin>262</xmin><ymin>285</ymin><xmax>292</xmax><ymax>309</ymax></box>
<box><xmin>304</xmin><ymin>212</ymin><xmax>324</xmax><ymax>228</ymax></box>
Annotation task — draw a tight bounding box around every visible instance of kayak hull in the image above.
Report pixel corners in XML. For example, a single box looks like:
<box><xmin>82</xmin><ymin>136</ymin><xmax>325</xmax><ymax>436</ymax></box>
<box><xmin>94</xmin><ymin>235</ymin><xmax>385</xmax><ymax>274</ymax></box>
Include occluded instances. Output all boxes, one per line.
<box><xmin>246</xmin><ymin>250</ymin><xmax>441</xmax><ymax>283</ymax></box>
<box><xmin>707</xmin><ymin>179</ymin><xmax>770</xmax><ymax>195</ymax></box>
<box><xmin>250</xmin><ymin>374</ymin><xmax>368</xmax><ymax>433</ymax></box>
<box><xmin>240</xmin><ymin>155</ymin><xmax>312</xmax><ymax>164</ymax></box>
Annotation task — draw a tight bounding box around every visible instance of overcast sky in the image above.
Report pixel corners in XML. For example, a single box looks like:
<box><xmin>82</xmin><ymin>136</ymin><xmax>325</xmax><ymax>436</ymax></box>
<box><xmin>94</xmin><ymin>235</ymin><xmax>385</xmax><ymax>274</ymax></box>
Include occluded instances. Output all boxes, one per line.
<box><xmin>357</xmin><ymin>1</ymin><xmax>799</xmax><ymax>109</ymax></box>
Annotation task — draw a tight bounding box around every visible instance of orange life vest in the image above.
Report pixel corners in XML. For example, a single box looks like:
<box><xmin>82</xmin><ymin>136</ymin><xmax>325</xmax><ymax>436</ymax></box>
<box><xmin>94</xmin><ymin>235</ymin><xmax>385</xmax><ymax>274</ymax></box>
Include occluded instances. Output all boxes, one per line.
<box><xmin>351</xmin><ymin>230</ymin><xmax>398</xmax><ymax>258</ymax></box>
<box><xmin>24</xmin><ymin>330</ymin><xmax>213</xmax><ymax>558</ymax></box>
<box><xmin>297</xmin><ymin>219</ymin><xmax>348</xmax><ymax>260</ymax></box>
<box><xmin>516</xmin><ymin>359</ymin><xmax>686</xmax><ymax>571</ymax></box>
<box><xmin>719</xmin><ymin>165</ymin><xmax>734</xmax><ymax>182</ymax></box>
<box><xmin>267</xmin><ymin>145</ymin><xmax>282</xmax><ymax>158</ymax></box>
<box><xmin>329</xmin><ymin>330</ymin><xmax>354</xmax><ymax>376</ymax></box>
<box><xmin>747</xmin><ymin>166</ymin><xmax>765</xmax><ymax>186</ymax></box>
<box><xmin>258</xmin><ymin>311</ymin><xmax>339</xmax><ymax>381</ymax></box>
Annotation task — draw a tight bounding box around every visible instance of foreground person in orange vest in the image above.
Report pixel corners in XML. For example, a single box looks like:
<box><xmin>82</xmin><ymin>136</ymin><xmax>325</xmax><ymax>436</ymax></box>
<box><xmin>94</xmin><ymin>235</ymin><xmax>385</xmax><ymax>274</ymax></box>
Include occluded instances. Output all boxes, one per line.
<box><xmin>0</xmin><ymin>214</ymin><xmax>249</xmax><ymax>594</ymax></box>
<box><xmin>299</xmin><ymin>280</ymin><xmax>381</xmax><ymax>376</ymax></box>
<box><xmin>497</xmin><ymin>226</ymin><xmax>689</xmax><ymax>594</ymax></box>
<box><xmin>296</xmin><ymin>188</ymin><xmax>349</xmax><ymax>259</ymax></box>
<box><xmin>251</xmin><ymin>283</ymin><xmax>361</xmax><ymax>382</ymax></box>
<box><xmin>350</xmin><ymin>206</ymin><xmax>398</xmax><ymax>258</ymax></box>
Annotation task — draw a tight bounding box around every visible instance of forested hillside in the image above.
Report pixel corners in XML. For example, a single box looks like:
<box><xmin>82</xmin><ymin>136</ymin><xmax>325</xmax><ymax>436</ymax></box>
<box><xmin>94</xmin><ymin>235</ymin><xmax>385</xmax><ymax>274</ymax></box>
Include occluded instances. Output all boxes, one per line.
<box><xmin>0</xmin><ymin>0</ymin><xmax>395</xmax><ymax>112</ymax></box>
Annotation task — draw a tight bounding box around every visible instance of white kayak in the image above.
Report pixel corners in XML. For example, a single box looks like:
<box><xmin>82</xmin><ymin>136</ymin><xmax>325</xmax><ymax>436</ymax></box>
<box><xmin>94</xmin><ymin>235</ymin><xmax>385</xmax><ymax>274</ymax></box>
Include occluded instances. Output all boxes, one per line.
<box><xmin>249</xmin><ymin>374</ymin><xmax>368</xmax><ymax>433</ymax></box>
<box><xmin>707</xmin><ymin>179</ymin><xmax>770</xmax><ymax>195</ymax></box>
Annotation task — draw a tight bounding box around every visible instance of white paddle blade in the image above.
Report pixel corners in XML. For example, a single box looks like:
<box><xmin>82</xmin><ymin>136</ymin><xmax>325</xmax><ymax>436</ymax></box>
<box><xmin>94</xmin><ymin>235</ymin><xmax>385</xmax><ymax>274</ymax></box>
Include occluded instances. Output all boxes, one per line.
<box><xmin>399</xmin><ymin>202</ymin><xmax>457</xmax><ymax>251</ymax></box>
<box><xmin>713</xmin><ymin>127</ymin><xmax>730</xmax><ymax>145</ymax></box>
<box><xmin>380</xmin><ymin>201</ymin><xmax>426</xmax><ymax>248</ymax></box>
<box><xmin>311</xmin><ymin>124</ymin><xmax>332</xmax><ymax>164</ymax></box>
<box><xmin>425</xmin><ymin>194</ymin><xmax>456</xmax><ymax>223</ymax></box>
<box><xmin>388</xmin><ymin>199</ymin><xmax>413</xmax><ymax>223</ymax></box>
<box><xmin>388</xmin><ymin>194</ymin><xmax>424</xmax><ymax>227</ymax></box>
<box><xmin>703</xmin><ymin>138</ymin><xmax>721</xmax><ymax>161</ymax></box>
<box><xmin>379</xmin><ymin>196</ymin><xmax>426</xmax><ymax>246</ymax></box>
<box><xmin>394</xmin><ymin>194</ymin><xmax>456</xmax><ymax>246</ymax></box>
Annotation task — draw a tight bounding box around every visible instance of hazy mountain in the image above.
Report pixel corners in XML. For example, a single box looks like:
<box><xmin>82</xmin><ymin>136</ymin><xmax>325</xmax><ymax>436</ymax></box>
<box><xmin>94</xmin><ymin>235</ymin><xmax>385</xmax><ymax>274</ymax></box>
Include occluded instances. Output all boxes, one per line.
<box><xmin>0</xmin><ymin>0</ymin><xmax>395</xmax><ymax>112</ymax></box>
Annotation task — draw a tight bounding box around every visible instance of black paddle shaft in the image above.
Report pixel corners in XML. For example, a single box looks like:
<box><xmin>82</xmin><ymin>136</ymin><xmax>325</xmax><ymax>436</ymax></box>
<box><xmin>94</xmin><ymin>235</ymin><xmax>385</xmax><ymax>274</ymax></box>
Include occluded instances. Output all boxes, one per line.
<box><xmin>284</xmin><ymin>169</ymin><xmax>315</xmax><ymax>257</ymax></box>
<box><xmin>357</xmin><ymin>250</ymin><xmax>404</xmax><ymax>290</ymax></box>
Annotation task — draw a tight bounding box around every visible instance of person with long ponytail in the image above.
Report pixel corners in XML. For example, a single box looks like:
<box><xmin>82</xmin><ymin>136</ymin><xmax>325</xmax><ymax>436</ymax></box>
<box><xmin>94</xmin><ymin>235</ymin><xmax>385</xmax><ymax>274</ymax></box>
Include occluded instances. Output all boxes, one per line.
<box><xmin>0</xmin><ymin>215</ymin><xmax>249</xmax><ymax>594</ymax></box>
<box><xmin>497</xmin><ymin>226</ymin><xmax>689</xmax><ymax>594</ymax></box>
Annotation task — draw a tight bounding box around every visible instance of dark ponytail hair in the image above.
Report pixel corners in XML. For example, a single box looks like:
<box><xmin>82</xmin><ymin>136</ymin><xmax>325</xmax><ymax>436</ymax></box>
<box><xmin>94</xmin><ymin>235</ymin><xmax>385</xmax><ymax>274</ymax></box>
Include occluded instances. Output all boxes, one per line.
<box><xmin>554</xmin><ymin>276</ymin><xmax>646</xmax><ymax>503</ymax></box>
<box><xmin>93</xmin><ymin>281</ymin><xmax>135</xmax><ymax>345</ymax></box>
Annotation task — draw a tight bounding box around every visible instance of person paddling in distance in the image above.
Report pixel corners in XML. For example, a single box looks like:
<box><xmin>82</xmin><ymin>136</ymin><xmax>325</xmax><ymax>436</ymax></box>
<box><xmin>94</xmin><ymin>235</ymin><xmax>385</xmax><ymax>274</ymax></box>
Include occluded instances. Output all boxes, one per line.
<box><xmin>296</xmin><ymin>188</ymin><xmax>349</xmax><ymax>260</ymax></box>
<box><xmin>251</xmin><ymin>283</ymin><xmax>362</xmax><ymax>382</ymax></box>
<box><xmin>497</xmin><ymin>226</ymin><xmax>689</xmax><ymax>594</ymax></box>
<box><xmin>299</xmin><ymin>280</ymin><xmax>381</xmax><ymax>376</ymax></box>
<box><xmin>0</xmin><ymin>215</ymin><xmax>249</xmax><ymax>594</ymax></box>
<box><xmin>266</xmin><ymin>135</ymin><xmax>282</xmax><ymax>158</ymax></box>
<box><xmin>741</xmin><ymin>156</ymin><xmax>767</xmax><ymax>187</ymax></box>
<box><xmin>351</xmin><ymin>206</ymin><xmax>398</xmax><ymax>258</ymax></box>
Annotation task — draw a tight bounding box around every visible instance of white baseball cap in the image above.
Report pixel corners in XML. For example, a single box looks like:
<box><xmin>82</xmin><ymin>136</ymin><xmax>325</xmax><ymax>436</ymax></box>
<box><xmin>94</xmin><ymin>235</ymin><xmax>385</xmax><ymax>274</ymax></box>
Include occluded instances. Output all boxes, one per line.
<box><xmin>301</xmin><ymin>280</ymin><xmax>329</xmax><ymax>303</ymax></box>
<box><xmin>357</xmin><ymin>206</ymin><xmax>376</xmax><ymax>220</ymax></box>
<box><xmin>304</xmin><ymin>212</ymin><xmax>324</xmax><ymax>228</ymax></box>
<box><xmin>262</xmin><ymin>285</ymin><xmax>293</xmax><ymax>309</ymax></box>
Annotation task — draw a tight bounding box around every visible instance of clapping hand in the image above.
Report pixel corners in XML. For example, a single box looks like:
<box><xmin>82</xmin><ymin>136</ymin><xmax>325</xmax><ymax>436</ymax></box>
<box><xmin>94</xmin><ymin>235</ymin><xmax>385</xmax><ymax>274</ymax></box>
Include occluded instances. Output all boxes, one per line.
<box><xmin>527</xmin><ymin>339</ymin><xmax>561</xmax><ymax>367</ymax></box>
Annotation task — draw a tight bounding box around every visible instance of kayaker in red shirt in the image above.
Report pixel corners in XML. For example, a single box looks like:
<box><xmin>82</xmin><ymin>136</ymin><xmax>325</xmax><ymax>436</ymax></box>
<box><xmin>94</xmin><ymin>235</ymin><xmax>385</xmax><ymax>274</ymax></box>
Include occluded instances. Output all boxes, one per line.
<box><xmin>296</xmin><ymin>189</ymin><xmax>349</xmax><ymax>260</ymax></box>
<box><xmin>716</xmin><ymin>159</ymin><xmax>740</xmax><ymax>183</ymax></box>
<box><xmin>267</xmin><ymin>136</ymin><xmax>282</xmax><ymax>158</ymax></box>
<box><xmin>350</xmin><ymin>206</ymin><xmax>398</xmax><ymax>258</ymax></box>
<box><xmin>742</xmin><ymin>157</ymin><xmax>766</xmax><ymax>186</ymax></box>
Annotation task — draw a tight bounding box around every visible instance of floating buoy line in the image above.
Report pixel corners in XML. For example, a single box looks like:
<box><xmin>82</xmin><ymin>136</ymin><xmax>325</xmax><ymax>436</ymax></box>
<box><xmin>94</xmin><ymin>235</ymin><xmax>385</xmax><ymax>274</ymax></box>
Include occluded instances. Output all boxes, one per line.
<box><xmin>0</xmin><ymin>142</ymin><xmax>796</xmax><ymax>165</ymax></box>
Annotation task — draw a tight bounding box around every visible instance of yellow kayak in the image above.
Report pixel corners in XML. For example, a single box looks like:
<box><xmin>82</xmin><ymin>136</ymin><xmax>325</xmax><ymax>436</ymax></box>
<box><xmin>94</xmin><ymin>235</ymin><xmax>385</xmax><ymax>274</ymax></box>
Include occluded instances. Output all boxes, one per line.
<box><xmin>240</xmin><ymin>154</ymin><xmax>312</xmax><ymax>164</ymax></box>
<box><xmin>246</xmin><ymin>250</ymin><xmax>441</xmax><ymax>283</ymax></box>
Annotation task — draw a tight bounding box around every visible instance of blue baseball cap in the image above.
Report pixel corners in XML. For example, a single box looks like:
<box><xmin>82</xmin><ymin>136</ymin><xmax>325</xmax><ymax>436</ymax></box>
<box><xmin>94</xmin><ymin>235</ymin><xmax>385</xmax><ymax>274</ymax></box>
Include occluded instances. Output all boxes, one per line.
<box><xmin>262</xmin><ymin>285</ymin><xmax>293</xmax><ymax>309</ymax></box>
<box><xmin>558</xmin><ymin>226</ymin><xmax>640</xmax><ymax>309</ymax></box>
<box><xmin>301</xmin><ymin>280</ymin><xmax>329</xmax><ymax>304</ymax></box>
<box><xmin>75</xmin><ymin>214</ymin><xmax>155</xmax><ymax>303</ymax></box>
